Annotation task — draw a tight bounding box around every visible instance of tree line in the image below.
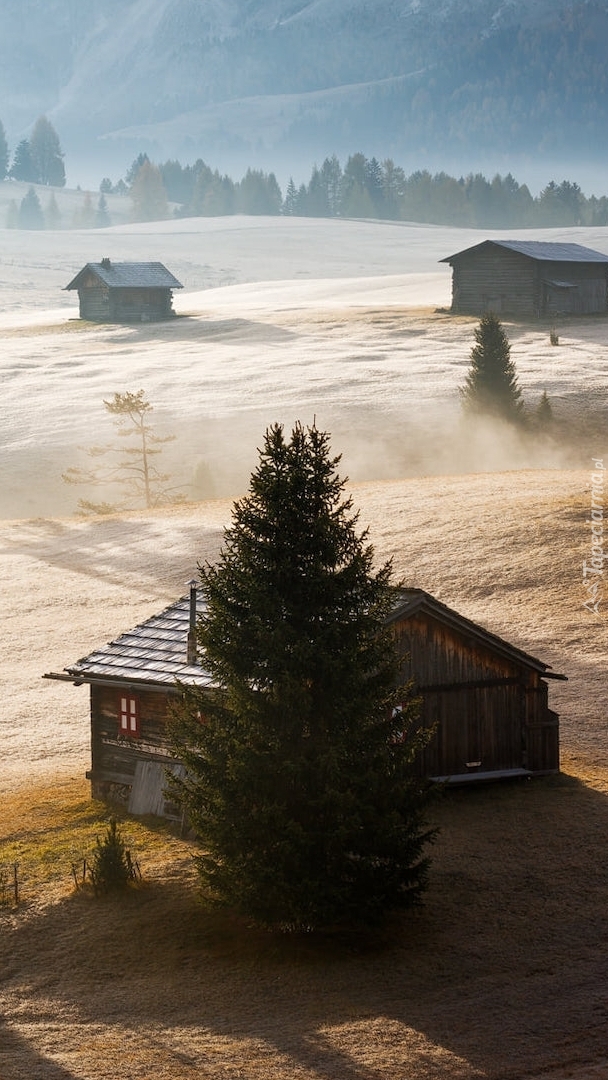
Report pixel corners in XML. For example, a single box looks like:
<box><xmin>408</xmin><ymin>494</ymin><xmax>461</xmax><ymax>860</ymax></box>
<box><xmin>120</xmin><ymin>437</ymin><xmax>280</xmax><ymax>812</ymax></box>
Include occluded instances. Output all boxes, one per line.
<box><xmin>4</xmin><ymin>115</ymin><xmax>608</xmax><ymax>229</ymax></box>
<box><xmin>0</xmin><ymin>116</ymin><xmax>65</xmax><ymax>187</ymax></box>
<box><xmin>108</xmin><ymin>151</ymin><xmax>608</xmax><ymax>228</ymax></box>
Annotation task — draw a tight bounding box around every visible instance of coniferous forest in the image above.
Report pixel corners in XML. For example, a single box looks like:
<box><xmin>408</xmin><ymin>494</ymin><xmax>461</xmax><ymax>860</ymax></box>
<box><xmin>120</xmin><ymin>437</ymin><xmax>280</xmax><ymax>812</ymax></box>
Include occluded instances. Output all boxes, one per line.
<box><xmin>4</xmin><ymin>115</ymin><xmax>608</xmax><ymax>230</ymax></box>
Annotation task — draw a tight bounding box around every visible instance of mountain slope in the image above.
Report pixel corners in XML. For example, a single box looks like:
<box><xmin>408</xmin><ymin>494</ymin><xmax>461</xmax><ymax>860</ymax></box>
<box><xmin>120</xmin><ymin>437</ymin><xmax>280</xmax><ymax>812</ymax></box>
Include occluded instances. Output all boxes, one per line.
<box><xmin>0</xmin><ymin>0</ymin><xmax>606</xmax><ymax>177</ymax></box>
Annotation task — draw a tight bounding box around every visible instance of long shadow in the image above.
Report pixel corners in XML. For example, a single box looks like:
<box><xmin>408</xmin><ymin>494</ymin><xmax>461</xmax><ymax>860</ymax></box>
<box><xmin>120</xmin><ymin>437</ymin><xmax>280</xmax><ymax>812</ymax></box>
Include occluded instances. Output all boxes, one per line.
<box><xmin>86</xmin><ymin>314</ymin><xmax>300</xmax><ymax>346</ymax></box>
<box><xmin>2</xmin><ymin>773</ymin><xmax>608</xmax><ymax>1077</ymax></box>
<box><xmin>0</xmin><ymin>514</ymin><xmax>226</xmax><ymax>594</ymax></box>
<box><xmin>0</xmin><ymin>1017</ymin><xmax>79</xmax><ymax>1080</ymax></box>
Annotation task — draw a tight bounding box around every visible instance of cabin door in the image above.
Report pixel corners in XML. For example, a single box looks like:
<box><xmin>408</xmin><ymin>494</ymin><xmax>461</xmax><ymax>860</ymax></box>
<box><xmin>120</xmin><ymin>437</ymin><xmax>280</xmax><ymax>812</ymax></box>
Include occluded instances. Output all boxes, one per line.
<box><xmin>431</xmin><ymin>684</ymin><xmax>524</xmax><ymax>777</ymax></box>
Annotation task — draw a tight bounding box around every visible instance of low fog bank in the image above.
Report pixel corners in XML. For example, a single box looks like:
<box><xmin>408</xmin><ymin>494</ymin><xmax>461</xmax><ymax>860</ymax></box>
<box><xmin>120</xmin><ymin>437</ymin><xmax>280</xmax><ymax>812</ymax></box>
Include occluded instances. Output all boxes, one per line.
<box><xmin>0</xmin><ymin>398</ymin><xmax>594</xmax><ymax>521</ymax></box>
<box><xmin>1</xmin><ymin>217</ymin><xmax>607</xmax><ymax>519</ymax></box>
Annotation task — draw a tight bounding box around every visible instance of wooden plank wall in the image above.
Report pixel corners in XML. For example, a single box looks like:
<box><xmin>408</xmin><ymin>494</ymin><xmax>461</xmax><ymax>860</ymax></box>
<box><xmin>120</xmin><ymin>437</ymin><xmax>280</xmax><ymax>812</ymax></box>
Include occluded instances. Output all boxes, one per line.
<box><xmin>78</xmin><ymin>286</ymin><xmax>174</xmax><ymax>322</ymax></box>
<box><xmin>112</xmin><ymin>288</ymin><xmax>174</xmax><ymax>322</ymax></box>
<box><xmin>396</xmin><ymin>614</ymin><xmax>518</xmax><ymax>686</ymax></box>
<box><xmin>451</xmin><ymin>249</ymin><xmax>608</xmax><ymax>316</ymax></box>
<box><xmin>542</xmin><ymin>267</ymin><xmax>607</xmax><ymax>315</ymax></box>
<box><xmin>451</xmin><ymin>248</ymin><xmax>536</xmax><ymax>315</ymax></box>
<box><xmin>394</xmin><ymin>613</ymin><xmax>558</xmax><ymax>777</ymax></box>
<box><xmin>79</xmin><ymin>286</ymin><xmax>110</xmax><ymax>321</ymax></box>
<box><xmin>89</xmin><ymin>685</ymin><xmax>176</xmax><ymax>808</ymax></box>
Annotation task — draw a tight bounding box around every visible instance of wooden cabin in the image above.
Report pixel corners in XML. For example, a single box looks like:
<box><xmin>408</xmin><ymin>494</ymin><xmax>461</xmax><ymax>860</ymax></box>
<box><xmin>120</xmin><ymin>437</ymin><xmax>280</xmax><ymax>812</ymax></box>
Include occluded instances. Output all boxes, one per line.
<box><xmin>387</xmin><ymin>590</ymin><xmax>564</xmax><ymax>782</ymax></box>
<box><xmin>441</xmin><ymin>239</ymin><xmax>608</xmax><ymax>317</ymax></box>
<box><xmin>65</xmin><ymin>259</ymin><xmax>183</xmax><ymax>323</ymax></box>
<box><xmin>45</xmin><ymin>585</ymin><xmax>565</xmax><ymax>818</ymax></box>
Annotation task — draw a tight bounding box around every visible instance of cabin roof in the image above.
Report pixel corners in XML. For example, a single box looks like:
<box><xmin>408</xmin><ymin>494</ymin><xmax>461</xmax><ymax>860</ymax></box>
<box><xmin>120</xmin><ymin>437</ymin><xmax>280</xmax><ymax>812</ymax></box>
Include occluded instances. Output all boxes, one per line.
<box><xmin>387</xmin><ymin>589</ymin><xmax>565</xmax><ymax>678</ymax></box>
<box><xmin>59</xmin><ymin>594</ymin><xmax>213</xmax><ymax>690</ymax></box>
<box><xmin>440</xmin><ymin>239</ymin><xmax>608</xmax><ymax>266</ymax></box>
<box><xmin>65</xmin><ymin>261</ymin><xmax>183</xmax><ymax>291</ymax></box>
<box><xmin>46</xmin><ymin>586</ymin><xmax>564</xmax><ymax>690</ymax></box>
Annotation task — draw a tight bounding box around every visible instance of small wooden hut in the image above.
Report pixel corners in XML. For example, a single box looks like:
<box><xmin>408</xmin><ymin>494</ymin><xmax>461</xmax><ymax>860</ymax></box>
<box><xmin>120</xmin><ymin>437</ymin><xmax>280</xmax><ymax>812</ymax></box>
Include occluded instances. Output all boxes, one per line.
<box><xmin>387</xmin><ymin>590</ymin><xmax>564</xmax><ymax>782</ymax></box>
<box><xmin>441</xmin><ymin>239</ymin><xmax>608</xmax><ymax>317</ymax></box>
<box><xmin>65</xmin><ymin>259</ymin><xmax>183</xmax><ymax>323</ymax></box>
<box><xmin>45</xmin><ymin>585</ymin><xmax>565</xmax><ymax>817</ymax></box>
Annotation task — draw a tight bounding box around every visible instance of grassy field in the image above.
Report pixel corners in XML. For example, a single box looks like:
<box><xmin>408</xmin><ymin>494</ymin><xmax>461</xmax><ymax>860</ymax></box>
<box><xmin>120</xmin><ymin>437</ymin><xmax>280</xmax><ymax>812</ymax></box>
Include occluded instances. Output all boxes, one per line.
<box><xmin>1</xmin><ymin>758</ymin><xmax>607</xmax><ymax>1080</ymax></box>
<box><xmin>1</xmin><ymin>465</ymin><xmax>606</xmax><ymax>1077</ymax></box>
<box><xmin>0</xmin><ymin>226</ymin><xmax>606</xmax><ymax>1075</ymax></box>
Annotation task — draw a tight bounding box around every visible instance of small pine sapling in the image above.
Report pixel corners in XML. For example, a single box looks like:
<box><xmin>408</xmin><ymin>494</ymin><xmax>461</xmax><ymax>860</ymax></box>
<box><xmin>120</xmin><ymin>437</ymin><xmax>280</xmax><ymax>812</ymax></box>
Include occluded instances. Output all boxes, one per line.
<box><xmin>89</xmin><ymin>818</ymin><xmax>135</xmax><ymax>894</ymax></box>
<box><xmin>460</xmin><ymin>313</ymin><xmax>525</xmax><ymax>424</ymax></box>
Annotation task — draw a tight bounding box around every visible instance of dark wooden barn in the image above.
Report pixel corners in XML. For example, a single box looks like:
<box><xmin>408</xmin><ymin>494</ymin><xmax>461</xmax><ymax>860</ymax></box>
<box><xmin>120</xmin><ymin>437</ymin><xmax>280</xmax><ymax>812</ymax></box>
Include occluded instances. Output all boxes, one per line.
<box><xmin>45</xmin><ymin>584</ymin><xmax>565</xmax><ymax>817</ymax></box>
<box><xmin>387</xmin><ymin>590</ymin><xmax>564</xmax><ymax>783</ymax></box>
<box><xmin>65</xmin><ymin>259</ymin><xmax>183</xmax><ymax>323</ymax></box>
<box><xmin>441</xmin><ymin>239</ymin><xmax>608</xmax><ymax>317</ymax></box>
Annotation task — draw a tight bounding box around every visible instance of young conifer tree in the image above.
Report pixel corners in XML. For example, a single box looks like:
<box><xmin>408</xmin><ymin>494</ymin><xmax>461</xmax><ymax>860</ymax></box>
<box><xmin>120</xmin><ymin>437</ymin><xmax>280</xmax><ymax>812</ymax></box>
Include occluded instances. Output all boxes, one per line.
<box><xmin>460</xmin><ymin>312</ymin><xmax>524</xmax><ymax>423</ymax></box>
<box><xmin>535</xmin><ymin>389</ymin><xmax>553</xmax><ymax>430</ymax></box>
<box><xmin>169</xmin><ymin>422</ymin><xmax>434</xmax><ymax>930</ymax></box>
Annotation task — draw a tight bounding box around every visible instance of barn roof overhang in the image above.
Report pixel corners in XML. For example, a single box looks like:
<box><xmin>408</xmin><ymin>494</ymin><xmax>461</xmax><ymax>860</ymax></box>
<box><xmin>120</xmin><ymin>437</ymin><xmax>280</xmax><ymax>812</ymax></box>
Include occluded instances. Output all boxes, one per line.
<box><xmin>65</xmin><ymin>261</ymin><xmax>184</xmax><ymax>291</ymax></box>
<box><xmin>440</xmin><ymin>239</ymin><xmax>608</xmax><ymax>267</ymax></box>
<box><xmin>387</xmin><ymin>588</ymin><xmax>567</xmax><ymax>680</ymax></box>
<box><xmin>43</xmin><ymin>671</ymin><xmax>207</xmax><ymax>692</ymax></box>
<box><xmin>45</xmin><ymin>587</ymin><xmax>566</xmax><ymax>691</ymax></box>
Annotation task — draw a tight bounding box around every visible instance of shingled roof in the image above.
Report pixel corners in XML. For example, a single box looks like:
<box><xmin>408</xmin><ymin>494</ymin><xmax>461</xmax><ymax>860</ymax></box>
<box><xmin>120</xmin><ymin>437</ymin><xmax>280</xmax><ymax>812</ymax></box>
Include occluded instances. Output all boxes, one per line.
<box><xmin>65</xmin><ymin>261</ymin><xmax>183</xmax><ymax>291</ymax></box>
<box><xmin>441</xmin><ymin>239</ymin><xmax>608</xmax><ymax>265</ymax></box>
<box><xmin>60</xmin><ymin>594</ymin><xmax>212</xmax><ymax>690</ymax></box>
<box><xmin>46</xmin><ymin>586</ymin><xmax>564</xmax><ymax>691</ymax></box>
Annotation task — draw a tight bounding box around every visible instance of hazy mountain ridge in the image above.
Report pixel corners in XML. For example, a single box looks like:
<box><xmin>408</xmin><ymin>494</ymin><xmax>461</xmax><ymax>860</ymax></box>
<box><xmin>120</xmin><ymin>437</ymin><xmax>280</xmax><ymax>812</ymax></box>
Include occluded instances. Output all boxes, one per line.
<box><xmin>1</xmin><ymin>0</ymin><xmax>606</xmax><ymax>179</ymax></box>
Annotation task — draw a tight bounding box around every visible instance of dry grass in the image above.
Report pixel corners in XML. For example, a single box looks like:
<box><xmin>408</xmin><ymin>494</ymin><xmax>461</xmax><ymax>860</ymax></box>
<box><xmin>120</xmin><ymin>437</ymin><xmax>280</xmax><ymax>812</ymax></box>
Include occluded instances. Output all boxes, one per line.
<box><xmin>1</xmin><ymin>761</ymin><xmax>608</xmax><ymax>1080</ymax></box>
<box><xmin>1</xmin><ymin>467</ymin><xmax>606</xmax><ymax>1078</ymax></box>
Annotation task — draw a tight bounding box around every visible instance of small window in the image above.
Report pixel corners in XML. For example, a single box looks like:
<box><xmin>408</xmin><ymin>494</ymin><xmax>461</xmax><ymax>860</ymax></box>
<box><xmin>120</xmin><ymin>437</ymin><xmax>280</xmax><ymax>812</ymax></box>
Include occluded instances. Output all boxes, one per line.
<box><xmin>118</xmin><ymin>694</ymin><xmax>140</xmax><ymax>738</ymax></box>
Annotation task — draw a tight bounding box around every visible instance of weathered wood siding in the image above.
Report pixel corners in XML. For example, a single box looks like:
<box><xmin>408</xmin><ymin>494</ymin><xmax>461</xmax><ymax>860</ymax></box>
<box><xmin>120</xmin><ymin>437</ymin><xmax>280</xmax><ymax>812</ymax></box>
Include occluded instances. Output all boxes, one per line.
<box><xmin>77</xmin><ymin>284</ymin><xmax>174</xmax><ymax>323</ymax></box>
<box><xmin>88</xmin><ymin>684</ymin><xmax>180</xmax><ymax>814</ymax></box>
<box><xmin>78</xmin><ymin>286</ymin><xmax>111</xmax><ymax>321</ymax></box>
<box><xmin>541</xmin><ymin>266</ymin><xmax>607</xmax><ymax>315</ymax></box>
<box><xmin>450</xmin><ymin>247</ymin><xmax>608</xmax><ymax>317</ymax></box>
<box><xmin>393</xmin><ymin>612</ymin><xmax>559</xmax><ymax>778</ymax></box>
<box><xmin>110</xmin><ymin>287</ymin><xmax>174</xmax><ymax>322</ymax></box>
<box><xmin>451</xmin><ymin>246</ymin><xmax>536</xmax><ymax>316</ymax></box>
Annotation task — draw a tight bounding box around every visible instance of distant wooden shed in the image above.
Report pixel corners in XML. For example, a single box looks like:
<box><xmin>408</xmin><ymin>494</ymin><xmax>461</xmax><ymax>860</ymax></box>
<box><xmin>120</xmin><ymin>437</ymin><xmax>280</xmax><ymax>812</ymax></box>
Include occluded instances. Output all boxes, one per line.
<box><xmin>45</xmin><ymin>584</ymin><xmax>565</xmax><ymax>818</ymax></box>
<box><xmin>441</xmin><ymin>239</ymin><xmax>608</xmax><ymax>317</ymax></box>
<box><xmin>65</xmin><ymin>259</ymin><xmax>183</xmax><ymax>323</ymax></box>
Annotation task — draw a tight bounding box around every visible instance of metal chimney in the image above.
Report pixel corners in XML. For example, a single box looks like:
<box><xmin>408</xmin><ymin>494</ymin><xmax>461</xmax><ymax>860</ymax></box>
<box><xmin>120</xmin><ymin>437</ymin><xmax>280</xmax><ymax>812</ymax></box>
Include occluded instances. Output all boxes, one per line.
<box><xmin>187</xmin><ymin>578</ymin><xmax>198</xmax><ymax>665</ymax></box>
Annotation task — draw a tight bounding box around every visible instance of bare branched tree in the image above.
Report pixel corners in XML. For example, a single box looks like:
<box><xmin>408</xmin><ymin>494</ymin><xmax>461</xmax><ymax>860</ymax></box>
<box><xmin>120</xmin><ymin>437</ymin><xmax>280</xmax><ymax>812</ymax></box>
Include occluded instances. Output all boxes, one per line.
<box><xmin>63</xmin><ymin>390</ymin><xmax>185</xmax><ymax>514</ymax></box>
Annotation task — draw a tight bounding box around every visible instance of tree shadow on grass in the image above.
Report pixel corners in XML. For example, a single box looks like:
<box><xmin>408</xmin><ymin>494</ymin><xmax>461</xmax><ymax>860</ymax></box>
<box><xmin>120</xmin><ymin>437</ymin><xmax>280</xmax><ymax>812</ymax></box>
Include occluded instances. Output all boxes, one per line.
<box><xmin>2</xmin><ymin>772</ymin><xmax>608</xmax><ymax>1078</ymax></box>
<box><xmin>103</xmin><ymin>314</ymin><xmax>300</xmax><ymax>347</ymax></box>
<box><xmin>0</xmin><ymin>513</ymin><xmax>225</xmax><ymax>595</ymax></box>
<box><xmin>0</xmin><ymin>1018</ymin><xmax>79</xmax><ymax>1080</ymax></box>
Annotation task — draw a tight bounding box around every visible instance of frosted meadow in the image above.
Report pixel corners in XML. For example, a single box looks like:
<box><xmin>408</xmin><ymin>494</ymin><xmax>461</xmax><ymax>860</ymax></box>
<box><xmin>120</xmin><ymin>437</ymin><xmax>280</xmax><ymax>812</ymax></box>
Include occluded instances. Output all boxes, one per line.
<box><xmin>0</xmin><ymin>214</ymin><xmax>607</xmax><ymax>1080</ymax></box>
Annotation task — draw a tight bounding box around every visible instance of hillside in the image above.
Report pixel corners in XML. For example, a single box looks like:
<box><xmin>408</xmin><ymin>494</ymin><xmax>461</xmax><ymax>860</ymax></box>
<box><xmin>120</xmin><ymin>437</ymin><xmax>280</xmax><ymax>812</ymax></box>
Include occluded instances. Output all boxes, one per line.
<box><xmin>2</xmin><ymin>216</ymin><xmax>608</xmax><ymax>520</ymax></box>
<box><xmin>0</xmin><ymin>212</ymin><xmax>607</xmax><ymax>1078</ymax></box>
<box><xmin>1</xmin><ymin>0</ymin><xmax>608</xmax><ymax>181</ymax></box>
<box><xmin>1</xmin><ymin>467</ymin><xmax>607</xmax><ymax>1079</ymax></box>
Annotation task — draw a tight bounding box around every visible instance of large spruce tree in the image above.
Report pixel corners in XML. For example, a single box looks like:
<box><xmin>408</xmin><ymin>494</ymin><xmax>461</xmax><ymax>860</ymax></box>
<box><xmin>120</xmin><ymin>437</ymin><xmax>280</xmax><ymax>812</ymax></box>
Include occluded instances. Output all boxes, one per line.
<box><xmin>460</xmin><ymin>313</ymin><xmax>524</xmax><ymax>423</ymax></box>
<box><xmin>169</xmin><ymin>422</ymin><xmax>433</xmax><ymax>930</ymax></box>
